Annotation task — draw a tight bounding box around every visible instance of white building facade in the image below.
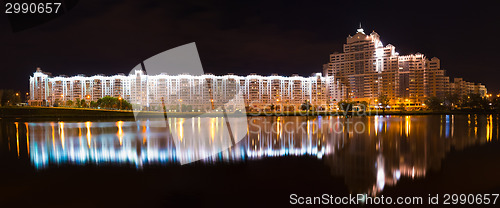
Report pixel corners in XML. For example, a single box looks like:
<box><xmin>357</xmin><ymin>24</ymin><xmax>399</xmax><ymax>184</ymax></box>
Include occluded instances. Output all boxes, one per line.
<box><xmin>29</xmin><ymin>68</ymin><xmax>328</xmax><ymax>111</ymax></box>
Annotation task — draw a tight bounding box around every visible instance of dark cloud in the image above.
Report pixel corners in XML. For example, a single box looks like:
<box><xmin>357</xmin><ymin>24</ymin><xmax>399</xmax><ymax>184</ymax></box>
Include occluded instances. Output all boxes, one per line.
<box><xmin>1</xmin><ymin>0</ymin><xmax>499</xmax><ymax>93</ymax></box>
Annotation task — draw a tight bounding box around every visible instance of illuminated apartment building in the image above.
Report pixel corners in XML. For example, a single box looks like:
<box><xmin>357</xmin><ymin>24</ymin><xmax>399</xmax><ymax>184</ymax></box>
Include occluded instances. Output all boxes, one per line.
<box><xmin>450</xmin><ymin>78</ymin><xmax>487</xmax><ymax>97</ymax></box>
<box><xmin>29</xmin><ymin>27</ymin><xmax>487</xmax><ymax>109</ymax></box>
<box><xmin>324</xmin><ymin>26</ymin><xmax>400</xmax><ymax>104</ymax></box>
<box><xmin>29</xmin><ymin>68</ymin><xmax>327</xmax><ymax>111</ymax></box>
<box><xmin>324</xmin><ymin>26</ymin><xmax>486</xmax><ymax>106</ymax></box>
<box><xmin>424</xmin><ymin>57</ymin><xmax>450</xmax><ymax>98</ymax></box>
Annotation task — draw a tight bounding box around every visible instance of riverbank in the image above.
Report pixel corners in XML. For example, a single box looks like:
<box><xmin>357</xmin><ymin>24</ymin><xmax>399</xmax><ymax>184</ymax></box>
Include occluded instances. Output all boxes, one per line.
<box><xmin>246</xmin><ymin>110</ymin><xmax>499</xmax><ymax>116</ymax></box>
<box><xmin>0</xmin><ymin>106</ymin><xmax>239</xmax><ymax>119</ymax></box>
<box><xmin>0</xmin><ymin>106</ymin><xmax>498</xmax><ymax>120</ymax></box>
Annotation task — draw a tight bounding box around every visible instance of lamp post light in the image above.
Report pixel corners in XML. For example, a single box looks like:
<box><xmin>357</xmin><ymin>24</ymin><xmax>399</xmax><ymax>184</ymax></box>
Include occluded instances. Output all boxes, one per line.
<box><xmin>210</xmin><ymin>99</ymin><xmax>214</xmax><ymax>111</ymax></box>
<box><xmin>118</xmin><ymin>96</ymin><xmax>122</xmax><ymax>110</ymax></box>
<box><xmin>276</xmin><ymin>98</ymin><xmax>280</xmax><ymax>112</ymax></box>
<box><xmin>486</xmin><ymin>94</ymin><xmax>493</xmax><ymax>101</ymax></box>
<box><xmin>14</xmin><ymin>93</ymin><xmax>20</xmax><ymax>105</ymax></box>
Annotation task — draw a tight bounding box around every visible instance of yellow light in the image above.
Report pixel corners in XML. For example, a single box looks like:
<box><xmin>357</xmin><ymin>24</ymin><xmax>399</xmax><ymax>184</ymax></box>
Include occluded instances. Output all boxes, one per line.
<box><xmin>116</xmin><ymin>121</ymin><xmax>123</xmax><ymax>145</ymax></box>
<box><xmin>25</xmin><ymin>123</ymin><xmax>29</xmax><ymax>155</ymax></box>
<box><xmin>179</xmin><ymin>118</ymin><xmax>184</xmax><ymax>142</ymax></box>
<box><xmin>211</xmin><ymin>118</ymin><xmax>215</xmax><ymax>142</ymax></box>
<box><xmin>51</xmin><ymin>122</ymin><xmax>55</xmax><ymax>151</ymax></box>
<box><xmin>15</xmin><ymin>122</ymin><xmax>19</xmax><ymax>158</ymax></box>
<box><xmin>86</xmin><ymin>121</ymin><xmax>92</xmax><ymax>147</ymax></box>
<box><xmin>15</xmin><ymin>93</ymin><xmax>19</xmax><ymax>96</ymax></box>
<box><xmin>59</xmin><ymin>122</ymin><xmax>65</xmax><ymax>150</ymax></box>
<box><xmin>405</xmin><ymin>116</ymin><xmax>411</xmax><ymax>137</ymax></box>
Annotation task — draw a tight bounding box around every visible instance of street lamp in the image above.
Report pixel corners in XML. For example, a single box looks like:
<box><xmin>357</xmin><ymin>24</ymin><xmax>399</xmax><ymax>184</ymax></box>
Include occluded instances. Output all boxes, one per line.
<box><xmin>14</xmin><ymin>93</ymin><xmax>20</xmax><ymax>105</ymax></box>
<box><xmin>118</xmin><ymin>96</ymin><xmax>122</xmax><ymax>109</ymax></box>
<box><xmin>276</xmin><ymin>99</ymin><xmax>280</xmax><ymax>111</ymax></box>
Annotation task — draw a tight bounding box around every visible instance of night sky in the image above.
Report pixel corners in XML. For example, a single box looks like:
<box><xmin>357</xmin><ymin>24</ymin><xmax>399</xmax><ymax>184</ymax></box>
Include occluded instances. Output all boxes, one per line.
<box><xmin>1</xmin><ymin>0</ymin><xmax>499</xmax><ymax>93</ymax></box>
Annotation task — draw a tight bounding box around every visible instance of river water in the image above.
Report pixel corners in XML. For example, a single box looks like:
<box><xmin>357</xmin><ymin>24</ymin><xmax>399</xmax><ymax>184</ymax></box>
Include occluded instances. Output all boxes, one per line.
<box><xmin>0</xmin><ymin>115</ymin><xmax>499</xmax><ymax>207</ymax></box>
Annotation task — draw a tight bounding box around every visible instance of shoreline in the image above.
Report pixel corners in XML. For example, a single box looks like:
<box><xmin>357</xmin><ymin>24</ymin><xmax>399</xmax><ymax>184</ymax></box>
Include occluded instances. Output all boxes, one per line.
<box><xmin>0</xmin><ymin>106</ymin><xmax>498</xmax><ymax>121</ymax></box>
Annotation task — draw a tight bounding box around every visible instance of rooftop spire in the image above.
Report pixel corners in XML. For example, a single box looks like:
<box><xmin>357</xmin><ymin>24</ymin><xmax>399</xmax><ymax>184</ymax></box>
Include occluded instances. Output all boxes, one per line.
<box><xmin>357</xmin><ymin>22</ymin><xmax>364</xmax><ymax>34</ymax></box>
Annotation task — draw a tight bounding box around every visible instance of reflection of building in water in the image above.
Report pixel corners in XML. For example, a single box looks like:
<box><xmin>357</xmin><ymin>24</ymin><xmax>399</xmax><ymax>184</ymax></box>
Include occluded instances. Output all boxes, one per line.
<box><xmin>323</xmin><ymin>115</ymin><xmax>496</xmax><ymax>196</ymax></box>
<box><xmin>28</xmin><ymin>120</ymin><xmax>248</xmax><ymax>169</ymax></box>
<box><xmin>28</xmin><ymin>117</ymin><xmax>342</xmax><ymax>169</ymax></box>
<box><xmin>245</xmin><ymin>117</ymin><xmax>340</xmax><ymax>159</ymax></box>
<box><xmin>14</xmin><ymin>115</ymin><xmax>498</xmax><ymax>195</ymax></box>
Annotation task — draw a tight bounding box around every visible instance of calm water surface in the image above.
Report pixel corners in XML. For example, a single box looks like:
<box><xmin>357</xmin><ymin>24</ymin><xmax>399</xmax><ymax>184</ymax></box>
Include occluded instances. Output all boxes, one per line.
<box><xmin>0</xmin><ymin>115</ymin><xmax>499</xmax><ymax>207</ymax></box>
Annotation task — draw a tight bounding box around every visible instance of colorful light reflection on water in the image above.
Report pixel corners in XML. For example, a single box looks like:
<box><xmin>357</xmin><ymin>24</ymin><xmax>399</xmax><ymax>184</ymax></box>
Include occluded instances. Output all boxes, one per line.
<box><xmin>1</xmin><ymin>114</ymin><xmax>498</xmax><ymax>196</ymax></box>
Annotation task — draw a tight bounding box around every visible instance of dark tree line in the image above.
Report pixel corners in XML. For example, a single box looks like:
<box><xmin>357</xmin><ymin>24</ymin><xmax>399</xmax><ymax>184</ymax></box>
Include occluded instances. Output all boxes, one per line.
<box><xmin>0</xmin><ymin>89</ymin><xmax>22</xmax><ymax>106</ymax></box>
<box><xmin>54</xmin><ymin>96</ymin><xmax>132</xmax><ymax>110</ymax></box>
<box><xmin>425</xmin><ymin>93</ymin><xmax>499</xmax><ymax>111</ymax></box>
<box><xmin>92</xmin><ymin>96</ymin><xmax>132</xmax><ymax>110</ymax></box>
